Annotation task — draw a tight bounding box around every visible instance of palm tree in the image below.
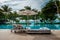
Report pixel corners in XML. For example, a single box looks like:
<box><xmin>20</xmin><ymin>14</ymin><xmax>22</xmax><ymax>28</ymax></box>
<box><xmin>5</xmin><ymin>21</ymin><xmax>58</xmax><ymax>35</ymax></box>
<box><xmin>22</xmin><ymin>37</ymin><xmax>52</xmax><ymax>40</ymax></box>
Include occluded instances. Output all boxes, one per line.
<box><xmin>0</xmin><ymin>5</ymin><xmax>12</xmax><ymax>12</ymax></box>
<box><xmin>24</xmin><ymin>6</ymin><xmax>31</xmax><ymax>10</ymax></box>
<box><xmin>8</xmin><ymin>11</ymin><xmax>19</xmax><ymax>23</ymax></box>
<box><xmin>0</xmin><ymin>5</ymin><xmax>12</xmax><ymax>22</ymax></box>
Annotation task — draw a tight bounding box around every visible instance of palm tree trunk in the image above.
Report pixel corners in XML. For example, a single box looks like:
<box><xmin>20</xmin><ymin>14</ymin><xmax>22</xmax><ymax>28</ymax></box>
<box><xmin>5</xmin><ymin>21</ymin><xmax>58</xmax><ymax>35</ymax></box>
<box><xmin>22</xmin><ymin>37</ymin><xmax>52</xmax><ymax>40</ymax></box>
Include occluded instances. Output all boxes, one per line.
<box><xmin>54</xmin><ymin>0</ymin><xmax>59</xmax><ymax>14</ymax></box>
<box><xmin>53</xmin><ymin>0</ymin><xmax>60</xmax><ymax>18</ymax></box>
<box><xmin>54</xmin><ymin>0</ymin><xmax>60</xmax><ymax>22</ymax></box>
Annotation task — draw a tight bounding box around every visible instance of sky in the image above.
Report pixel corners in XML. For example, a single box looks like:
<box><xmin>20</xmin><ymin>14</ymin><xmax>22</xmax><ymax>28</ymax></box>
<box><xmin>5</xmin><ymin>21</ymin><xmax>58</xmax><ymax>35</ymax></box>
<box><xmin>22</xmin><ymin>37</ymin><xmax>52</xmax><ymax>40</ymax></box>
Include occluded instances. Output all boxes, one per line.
<box><xmin>0</xmin><ymin>0</ymin><xmax>49</xmax><ymax>11</ymax></box>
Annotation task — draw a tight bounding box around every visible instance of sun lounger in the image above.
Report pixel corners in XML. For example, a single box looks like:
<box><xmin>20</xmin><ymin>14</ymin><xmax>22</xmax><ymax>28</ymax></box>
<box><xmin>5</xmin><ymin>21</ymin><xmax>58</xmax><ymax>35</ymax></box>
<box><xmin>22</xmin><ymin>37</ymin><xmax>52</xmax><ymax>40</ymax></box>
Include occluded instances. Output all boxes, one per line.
<box><xmin>26</xmin><ymin>27</ymin><xmax>51</xmax><ymax>34</ymax></box>
<box><xmin>11</xmin><ymin>24</ymin><xmax>51</xmax><ymax>34</ymax></box>
<box><xmin>26</xmin><ymin>30</ymin><xmax>51</xmax><ymax>33</ymax></box>
<box><xmin>11</xmin><ymin>24</ymin><xmax>24</xmax><ymax>33</ymax></box>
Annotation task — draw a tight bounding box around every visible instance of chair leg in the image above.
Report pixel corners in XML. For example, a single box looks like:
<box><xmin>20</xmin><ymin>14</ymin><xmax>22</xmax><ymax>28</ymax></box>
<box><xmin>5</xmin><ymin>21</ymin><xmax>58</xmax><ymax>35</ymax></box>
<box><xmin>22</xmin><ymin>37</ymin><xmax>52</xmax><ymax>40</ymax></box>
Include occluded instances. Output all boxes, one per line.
<box><xmin>14</xmin><ymin>30</ymin><xmax>17</xmax><ymax>33</ymax></box>
<box><xmin>11</xmin><ymin>30</ymin><xmax>12</xmax><ymax>32</ymax></box>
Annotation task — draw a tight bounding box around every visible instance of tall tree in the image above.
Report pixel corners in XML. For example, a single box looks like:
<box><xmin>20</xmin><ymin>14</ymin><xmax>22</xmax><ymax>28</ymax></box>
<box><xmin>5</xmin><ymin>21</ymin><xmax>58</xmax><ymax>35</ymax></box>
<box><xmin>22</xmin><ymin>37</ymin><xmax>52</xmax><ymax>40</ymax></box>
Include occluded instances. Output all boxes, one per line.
<box><xmin>54</xmin><ymin>0</ymin><xmax>60</xmax><ymax>19</ymax></box>
<box><xmin>41</xmin><ymin>0</ymin><xmax>60</xmax><ymax>21</ymax></box>
<box><xmin>53</xmin><ymin>0</ymin><xmax>60</xmax><ymax>14</ymax></box>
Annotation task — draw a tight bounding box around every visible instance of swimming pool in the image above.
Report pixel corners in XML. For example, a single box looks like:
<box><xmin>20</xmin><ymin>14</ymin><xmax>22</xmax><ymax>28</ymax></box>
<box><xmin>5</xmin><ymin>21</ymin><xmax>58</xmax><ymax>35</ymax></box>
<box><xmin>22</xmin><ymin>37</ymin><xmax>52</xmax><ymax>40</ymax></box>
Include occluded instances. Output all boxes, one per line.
<box><xmin>0</xmin><ymin>24</ymin><xmax>60</xmax><ymax>30</ymax></box>
<box><xmin>0</xmin><ymin>24</ymin><xmax>13</xmax><ymax>29</ymax></box>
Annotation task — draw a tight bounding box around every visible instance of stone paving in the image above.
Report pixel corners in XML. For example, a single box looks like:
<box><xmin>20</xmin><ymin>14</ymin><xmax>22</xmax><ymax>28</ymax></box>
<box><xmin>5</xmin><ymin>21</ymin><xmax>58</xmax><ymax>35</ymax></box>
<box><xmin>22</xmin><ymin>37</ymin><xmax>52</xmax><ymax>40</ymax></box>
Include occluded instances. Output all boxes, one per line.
<box><xmin>0</xmin><ymin>29</ymin><xmax>60</xmax><ymax>40</ymax></box>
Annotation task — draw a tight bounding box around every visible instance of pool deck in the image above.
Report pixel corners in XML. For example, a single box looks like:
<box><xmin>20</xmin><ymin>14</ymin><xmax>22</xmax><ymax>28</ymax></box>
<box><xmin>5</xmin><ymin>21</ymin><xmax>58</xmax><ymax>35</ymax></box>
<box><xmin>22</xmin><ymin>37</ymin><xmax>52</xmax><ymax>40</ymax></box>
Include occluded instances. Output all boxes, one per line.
<box><xmin>0</xmin><ymin>29</ymin><xmax>60</xmax><ymax>40</ymax></box>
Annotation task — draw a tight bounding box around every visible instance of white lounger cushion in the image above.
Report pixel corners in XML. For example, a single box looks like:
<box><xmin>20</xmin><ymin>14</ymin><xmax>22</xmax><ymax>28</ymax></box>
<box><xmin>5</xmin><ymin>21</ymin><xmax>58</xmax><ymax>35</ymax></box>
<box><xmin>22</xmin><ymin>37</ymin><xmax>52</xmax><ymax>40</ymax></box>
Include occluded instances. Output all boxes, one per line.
<box><xmin>26</xmin><ymin>30</ymin><xmax>51</xmax><ymax>33</ymax></box>
<box><xmin>26</xmin><ymin>27</ymin><xmax>51</xmax><ymax>33</ymax></box>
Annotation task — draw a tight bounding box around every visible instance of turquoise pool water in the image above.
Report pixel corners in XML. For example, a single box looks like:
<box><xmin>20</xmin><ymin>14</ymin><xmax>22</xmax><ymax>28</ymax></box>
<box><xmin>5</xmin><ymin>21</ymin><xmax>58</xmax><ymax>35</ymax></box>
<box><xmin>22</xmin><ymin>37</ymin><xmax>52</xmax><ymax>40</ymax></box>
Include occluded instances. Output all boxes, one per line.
<box><xmin>23</xmin><ymin>24</ymin><xmax>60</xmax><ymax>30</ymax></box>
<box><xmin>0</xmin><ymin>25</ymin><xmax>13</xmax><ymax>29</ymax></box>
<box><xmin>0</xmin><ymin>24</ymin><xmax>60</xmax><ymax>30</ymax></box>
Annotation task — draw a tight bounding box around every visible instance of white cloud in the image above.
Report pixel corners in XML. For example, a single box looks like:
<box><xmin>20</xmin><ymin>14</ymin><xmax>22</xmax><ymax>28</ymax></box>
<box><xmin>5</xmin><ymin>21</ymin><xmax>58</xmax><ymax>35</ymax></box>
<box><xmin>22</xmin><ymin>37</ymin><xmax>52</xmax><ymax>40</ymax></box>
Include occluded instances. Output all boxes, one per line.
<box><xmin>0</xmin><ymin>0</ymin><xmax>49</xmax><ymax>11</ymax></box>
<box><xmin>0</xmin><ymin>0</ymin><xmax>10</xmax><ymax>3</ymax></box>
